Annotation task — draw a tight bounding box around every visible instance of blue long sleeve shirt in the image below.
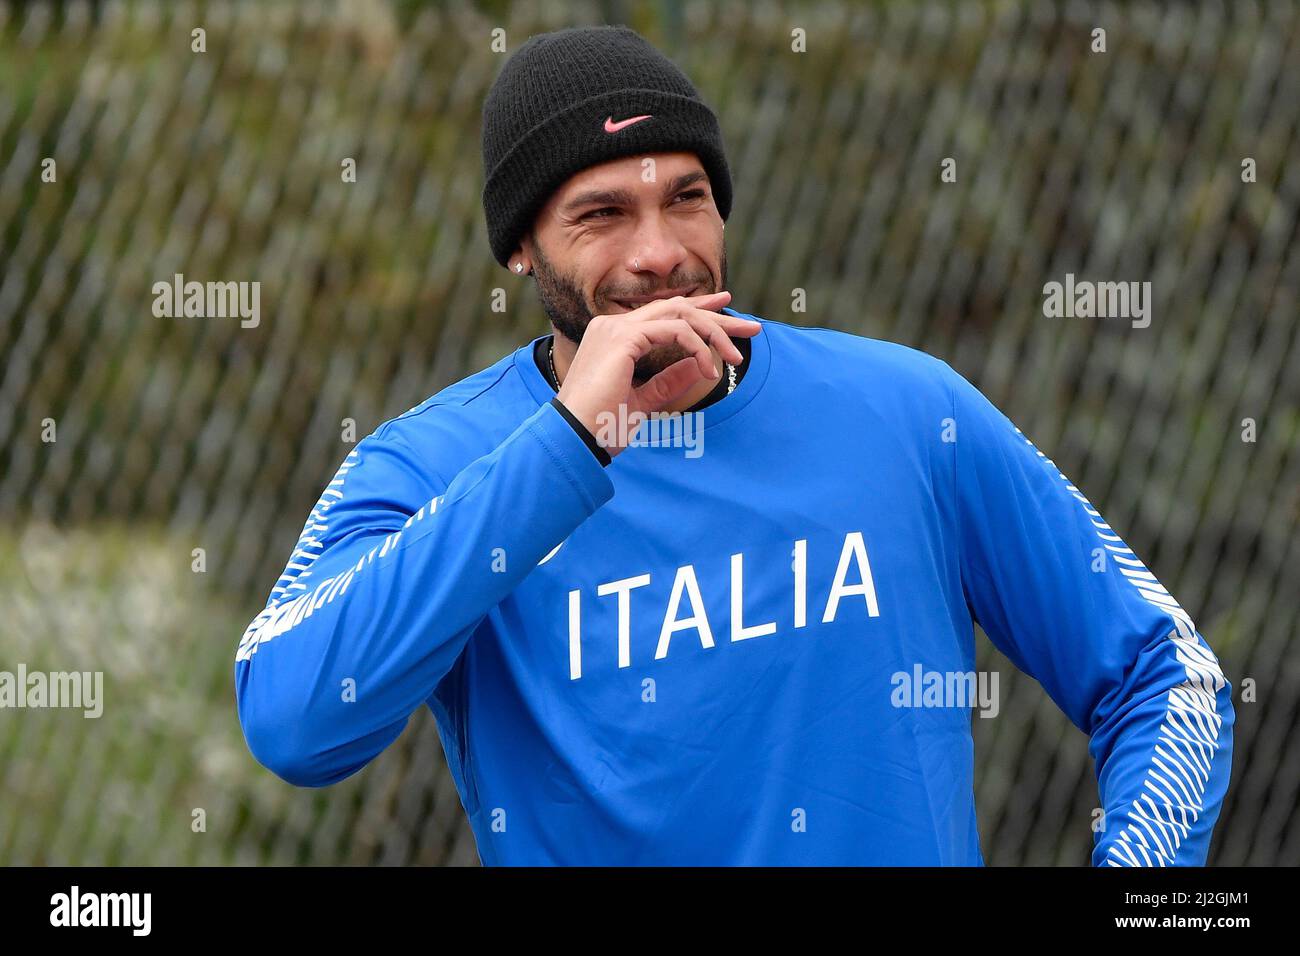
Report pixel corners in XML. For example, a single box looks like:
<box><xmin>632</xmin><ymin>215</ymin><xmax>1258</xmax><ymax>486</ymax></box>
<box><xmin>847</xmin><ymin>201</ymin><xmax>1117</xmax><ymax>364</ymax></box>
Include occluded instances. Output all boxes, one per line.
<box><xmin>234</xmin><ymin>308</ymin><xmax>1235</xmax><ymax>866</ymax></box>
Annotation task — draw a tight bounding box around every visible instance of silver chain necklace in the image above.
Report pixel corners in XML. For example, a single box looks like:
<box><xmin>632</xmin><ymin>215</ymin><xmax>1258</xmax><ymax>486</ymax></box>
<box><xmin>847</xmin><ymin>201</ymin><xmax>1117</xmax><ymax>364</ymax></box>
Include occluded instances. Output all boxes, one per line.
<box><xmin>549</xmin><ymin>339</ymin><xmax>735</xmax><ymax>395</ymax></box>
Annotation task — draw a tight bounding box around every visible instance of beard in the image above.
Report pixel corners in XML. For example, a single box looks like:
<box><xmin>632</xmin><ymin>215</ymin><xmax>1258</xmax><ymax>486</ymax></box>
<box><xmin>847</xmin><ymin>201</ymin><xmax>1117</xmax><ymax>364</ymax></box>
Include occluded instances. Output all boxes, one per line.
<box><xmin>531</xmin><ymin>237</ymin><xmax>729</xmax><ymax>386</ymax></box>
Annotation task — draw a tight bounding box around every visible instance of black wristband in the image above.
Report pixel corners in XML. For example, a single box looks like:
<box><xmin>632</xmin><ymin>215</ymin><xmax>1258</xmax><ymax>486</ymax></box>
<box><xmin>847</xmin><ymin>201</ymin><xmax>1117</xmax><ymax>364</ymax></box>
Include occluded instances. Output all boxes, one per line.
<box><xmin>549</xmin><ymin>396</ymin><xmax>612</xmax><ymax>467</ymax></box>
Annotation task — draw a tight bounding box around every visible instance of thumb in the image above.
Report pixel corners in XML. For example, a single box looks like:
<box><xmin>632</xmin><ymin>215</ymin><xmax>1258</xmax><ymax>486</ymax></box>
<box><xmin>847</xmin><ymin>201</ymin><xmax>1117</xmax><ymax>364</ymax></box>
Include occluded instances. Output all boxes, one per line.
<box><xmin>634</xmin><ymin>356</ymin><xmax>707</xmax><ymax>412</ymax></box>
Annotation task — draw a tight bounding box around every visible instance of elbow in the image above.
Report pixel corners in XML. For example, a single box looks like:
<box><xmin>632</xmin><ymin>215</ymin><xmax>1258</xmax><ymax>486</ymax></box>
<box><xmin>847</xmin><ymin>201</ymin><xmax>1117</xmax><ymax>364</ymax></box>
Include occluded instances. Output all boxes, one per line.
<box><xmin>235</xmin><ymin>668</ymin><xmax>350</xmax><ymax>789</ymax></box>
<box><xmin>239</xmin><ymin>703</ymin><xmax>338</xmax><ymax>789</ymax></box>
<box><xmin>247</xmin><ymin>735</ymin><xmax>337</xmax><ymax>790</ymax></box>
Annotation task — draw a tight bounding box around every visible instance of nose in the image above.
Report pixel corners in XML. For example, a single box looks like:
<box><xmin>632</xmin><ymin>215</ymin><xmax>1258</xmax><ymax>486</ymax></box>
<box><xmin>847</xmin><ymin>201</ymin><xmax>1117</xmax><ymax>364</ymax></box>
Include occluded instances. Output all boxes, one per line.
<box><xmin>625</xmin><ymin>213</ymin><xmax>687</xmax><ymax>281</ymax></box>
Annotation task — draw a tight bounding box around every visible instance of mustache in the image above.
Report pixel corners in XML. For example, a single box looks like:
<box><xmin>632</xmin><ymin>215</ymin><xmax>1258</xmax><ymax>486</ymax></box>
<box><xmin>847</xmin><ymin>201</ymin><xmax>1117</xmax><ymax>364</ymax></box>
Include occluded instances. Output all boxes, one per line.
<box><xmin>601</xmin><ymin>278</ymin><xmax>714</xmax><ymax>300</ymax></box>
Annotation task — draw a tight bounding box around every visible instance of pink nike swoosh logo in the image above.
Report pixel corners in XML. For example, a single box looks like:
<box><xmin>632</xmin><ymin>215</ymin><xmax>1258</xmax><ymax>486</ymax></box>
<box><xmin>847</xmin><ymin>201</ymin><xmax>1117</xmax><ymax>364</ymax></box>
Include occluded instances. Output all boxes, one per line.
<box><xmin>604</xmin><ymin>114</ymin><xmax>652</xmax><ymax>133</ymax></box>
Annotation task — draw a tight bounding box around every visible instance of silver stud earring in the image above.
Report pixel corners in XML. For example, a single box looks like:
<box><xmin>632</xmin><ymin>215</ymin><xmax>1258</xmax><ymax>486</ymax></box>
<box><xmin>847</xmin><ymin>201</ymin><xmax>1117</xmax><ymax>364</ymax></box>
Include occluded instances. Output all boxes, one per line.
<box><xmin>515</xmin><ymin>263</ymin><xmax>523</xmax><ymax>273</ymax></box>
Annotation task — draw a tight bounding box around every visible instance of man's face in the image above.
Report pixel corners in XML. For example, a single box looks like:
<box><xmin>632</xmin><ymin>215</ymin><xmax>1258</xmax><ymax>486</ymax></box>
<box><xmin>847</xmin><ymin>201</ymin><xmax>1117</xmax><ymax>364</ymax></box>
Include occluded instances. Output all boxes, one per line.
<box><xmin>523</xmin><ymin>151</ymin><xmax>728</xmax><ymax>384</ymax></box>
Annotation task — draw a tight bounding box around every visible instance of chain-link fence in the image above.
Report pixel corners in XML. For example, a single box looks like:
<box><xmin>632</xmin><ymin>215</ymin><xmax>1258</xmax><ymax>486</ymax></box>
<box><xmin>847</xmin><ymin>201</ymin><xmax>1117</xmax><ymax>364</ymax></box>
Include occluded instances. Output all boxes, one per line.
<box><xmin>0</xmin><ymin>0</ymin><xmax>1296</xmax><ymax>865</ymax></box>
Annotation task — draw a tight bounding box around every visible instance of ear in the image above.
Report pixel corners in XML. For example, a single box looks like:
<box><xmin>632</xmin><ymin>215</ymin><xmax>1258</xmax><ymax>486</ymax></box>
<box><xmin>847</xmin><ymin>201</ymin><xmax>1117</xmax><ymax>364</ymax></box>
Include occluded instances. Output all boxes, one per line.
<box><xmin>514</xmin><ymin>228</ymin><xmax>540</xmax><ymax>275</ymax></box>
<box><xmin>510</xmin><ymin>234</ymin><xmax>530</xmax><ymax>275</ymax></box>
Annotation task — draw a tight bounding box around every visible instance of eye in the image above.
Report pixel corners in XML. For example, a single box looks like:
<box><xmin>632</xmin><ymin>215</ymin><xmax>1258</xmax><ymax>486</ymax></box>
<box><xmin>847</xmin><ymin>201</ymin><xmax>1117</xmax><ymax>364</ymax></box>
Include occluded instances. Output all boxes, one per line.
<box><xmin>582</xmin><ymin>207</ymin><xmax>618</xmax><ymax>221</ymax></box>
<box><xmin>673</xmin><ymin>189</ymin><xmax>707</xmax><ymax>205</ymax></box>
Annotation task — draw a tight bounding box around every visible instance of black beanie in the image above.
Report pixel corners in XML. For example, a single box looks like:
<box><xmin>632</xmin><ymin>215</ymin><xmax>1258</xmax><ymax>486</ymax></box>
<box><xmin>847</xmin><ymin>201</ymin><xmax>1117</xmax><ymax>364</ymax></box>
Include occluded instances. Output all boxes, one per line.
<box><xmin>481</xmin><ymin>25</ymin><xmax>733</xmax><ymax>269</ymax></box>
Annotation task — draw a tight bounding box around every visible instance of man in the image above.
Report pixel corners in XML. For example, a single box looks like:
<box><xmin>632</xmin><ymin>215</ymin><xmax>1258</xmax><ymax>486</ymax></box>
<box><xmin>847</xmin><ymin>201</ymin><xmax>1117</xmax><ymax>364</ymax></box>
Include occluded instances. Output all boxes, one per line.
<box><xmin>234</xmin><ymin>25</ymin><xmax>1234</xmax><ymax>866</ymax></box>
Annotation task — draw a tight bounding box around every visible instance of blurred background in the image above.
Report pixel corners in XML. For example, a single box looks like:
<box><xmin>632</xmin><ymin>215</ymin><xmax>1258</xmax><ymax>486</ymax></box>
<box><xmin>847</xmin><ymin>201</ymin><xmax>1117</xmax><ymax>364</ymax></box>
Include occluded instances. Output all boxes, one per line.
<box><xmin>0</xmin><ymin>0</ymin><xmax>1296</xmax><ymax>865</ymax></box>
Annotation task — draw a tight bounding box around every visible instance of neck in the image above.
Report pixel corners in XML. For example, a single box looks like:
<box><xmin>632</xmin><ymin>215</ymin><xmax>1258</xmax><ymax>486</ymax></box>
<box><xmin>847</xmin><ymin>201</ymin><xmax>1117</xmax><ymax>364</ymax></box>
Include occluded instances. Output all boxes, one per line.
<box><xmin>551</xmin><ymin>334</ymin><xmax>727</xmax><ymax>413</ymax></box>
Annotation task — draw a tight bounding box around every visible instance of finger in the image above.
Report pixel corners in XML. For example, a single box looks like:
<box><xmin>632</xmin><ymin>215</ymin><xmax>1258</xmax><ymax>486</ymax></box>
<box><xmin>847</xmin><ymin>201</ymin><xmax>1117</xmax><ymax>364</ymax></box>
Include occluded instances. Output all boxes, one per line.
<box><xmin>683</xmin><ymin>291</ymin><xmax>766</xmax><ymax>336</ymax></box>
<box><xmin>636</xmin><ymin>290</ymin><xmax>731</xmax><ymax>314</ymax></box>
<box><xmin>634</xmin><ymin>355</ymin><xmax>705</xmax><ymax>410</ymax></box>
<box><xmin>683</xmin><ymin>290</ymin><xmax>731</xmax><ymax>307</ymax></box>
<box><xmin>669</xmin><ymin>301</ymin><xmax>762</xmax><ymax>336</ymax></box>
<box><xmin>614</xmin><ymin>290</ymin><xmax>728</xmax><ymax>319</ymax></box>
<box><xmin>680</xmin><ymin>308</ymin><xmax>745</xmax><ymax>364</ymax></box>
<box><xmin>638</xmin><ymin>317</ymin><xmax>715</xmax><ymax>378</ymax></box>
<box><xmin>631</xmin><ymin>300</ymin><xmax>758</xmax><ymax>355</ymax></box>
<box><xmin>691</xmin><ymin>310</ymin><xmax>743</xmax><ymax>361</ymax></box>
<box><xmin>700</xmin><ymin>308</ymin><xmax>762</xmax><ymax>335</ymax></box>
<box><xmin>630</xmin><ymin>293</ymin><xmax>758</xmax><ymax>337</ymax></box>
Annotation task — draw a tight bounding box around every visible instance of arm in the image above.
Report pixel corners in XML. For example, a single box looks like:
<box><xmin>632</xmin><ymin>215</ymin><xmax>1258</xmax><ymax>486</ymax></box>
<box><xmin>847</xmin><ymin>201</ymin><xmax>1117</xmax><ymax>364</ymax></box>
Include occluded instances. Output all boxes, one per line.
<box><xmin>944</xmin><ymin>363</ymin><xmax>1234</xmax><ymax>866</ymax></box>
<box><xmin>234</xmin><ymin>400</ymin><xmax>614</xmax><ymax>787</ymax></box>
